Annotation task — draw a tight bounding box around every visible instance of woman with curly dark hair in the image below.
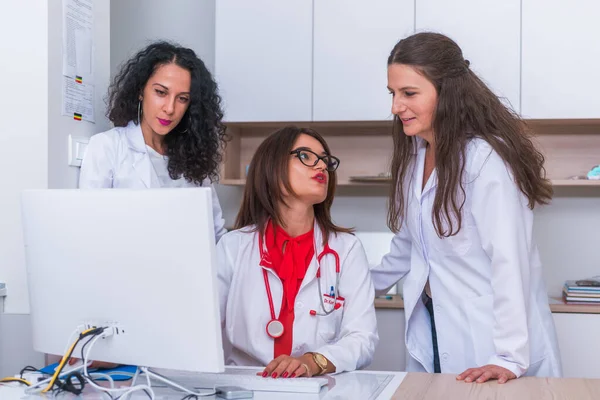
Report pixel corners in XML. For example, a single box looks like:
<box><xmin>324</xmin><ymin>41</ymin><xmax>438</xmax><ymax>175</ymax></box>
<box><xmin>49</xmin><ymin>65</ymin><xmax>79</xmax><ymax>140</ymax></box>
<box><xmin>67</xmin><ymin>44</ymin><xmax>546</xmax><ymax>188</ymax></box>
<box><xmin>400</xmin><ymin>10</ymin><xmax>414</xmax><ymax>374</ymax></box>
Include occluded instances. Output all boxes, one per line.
<box><xmin>371</xmin><ymin>32</ymin><xmax>561</xmax><ymax>382</ymax></box>
<box><xmin>80</xmin><ymin>41</ymin><xmax>227</xmax><ymax>241</ymax></box>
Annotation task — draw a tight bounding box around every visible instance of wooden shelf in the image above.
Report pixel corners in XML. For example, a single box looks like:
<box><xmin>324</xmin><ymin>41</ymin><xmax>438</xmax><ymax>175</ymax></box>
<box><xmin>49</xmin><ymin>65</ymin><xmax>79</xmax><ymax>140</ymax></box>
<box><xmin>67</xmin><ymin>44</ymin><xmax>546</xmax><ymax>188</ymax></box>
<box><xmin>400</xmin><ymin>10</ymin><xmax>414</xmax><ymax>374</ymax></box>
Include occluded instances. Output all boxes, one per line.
<box><xmin>220</xmin><ymin>179</ymin><xmax>246</xmax><ymax>186</ymax></box>
<box><xmin>219</xmin><ymin>179</ymin><xmax>391</xmax><ymax>187</ymax></box>
<box><xmin>220</xmin><ymin>120</ymin><xmax>600</xmax><ymax>195</ymax></box>
<box><xmin>549</xmin><ymin>297</ymin><xmax>600</xmax><ymax>314</ymax></box>
<box><xmin>220</xmin><ymin>179</ymin><xmax>600</xmax><ymax>188</ymax></box>
<box><xmin>550</xmin><ymin>179</ymin><xmax>600</xmax><ymax>186</ymax></box>
<box><xmin>374</xmin><ymin>295</ymin><xmax>600</xmax><ymax>314</ymax></box>
<box><xmin>374</xmin><ymin>295</ymin><xmax>404</xmax><ymax>309</ymax></box>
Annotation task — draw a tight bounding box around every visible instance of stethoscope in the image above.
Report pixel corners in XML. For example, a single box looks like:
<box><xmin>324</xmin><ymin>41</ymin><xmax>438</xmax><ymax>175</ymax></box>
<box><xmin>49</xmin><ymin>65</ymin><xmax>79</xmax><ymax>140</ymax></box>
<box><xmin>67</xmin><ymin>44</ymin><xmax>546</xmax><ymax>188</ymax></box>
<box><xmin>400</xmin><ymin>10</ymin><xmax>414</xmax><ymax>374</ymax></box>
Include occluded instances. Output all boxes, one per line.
<box><xmin>258</xmin><ymin>232</ymin><xmax>341</xmax><ymax>339</ymax></box>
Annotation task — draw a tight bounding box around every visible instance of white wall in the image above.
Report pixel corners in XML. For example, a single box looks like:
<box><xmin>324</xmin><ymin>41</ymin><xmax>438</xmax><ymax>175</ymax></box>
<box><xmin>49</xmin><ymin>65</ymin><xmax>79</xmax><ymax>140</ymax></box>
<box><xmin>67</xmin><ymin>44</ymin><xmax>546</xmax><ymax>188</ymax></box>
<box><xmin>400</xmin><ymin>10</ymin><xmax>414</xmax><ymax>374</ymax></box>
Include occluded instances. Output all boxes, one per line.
<box><xmin>0</xmin><ymin>2</ymin><xmax>49</xmax><ymax>315</ymax></box>
<box><xmin>0</xmin><ymin>0</ymin><xmax>110</xmax><ymax>377</ymax></box>
<box><xmin>0</xmin><ymin>0</ymin><xmax>111</xmax><ymax>315</ymax></box>
<box><xmin>111</xmin><ymin>0</ymin><xmax>216</xmax><ymax>74</ymax></box>
<box><xmin>48</xmin><ymin>0</ymin><xmax>112</xmax><ymax>189</ymax></box>
<box><xmin>535</xmin><ymin>193</ymin><xmax>600</xmax><ymax>295</ymax></box>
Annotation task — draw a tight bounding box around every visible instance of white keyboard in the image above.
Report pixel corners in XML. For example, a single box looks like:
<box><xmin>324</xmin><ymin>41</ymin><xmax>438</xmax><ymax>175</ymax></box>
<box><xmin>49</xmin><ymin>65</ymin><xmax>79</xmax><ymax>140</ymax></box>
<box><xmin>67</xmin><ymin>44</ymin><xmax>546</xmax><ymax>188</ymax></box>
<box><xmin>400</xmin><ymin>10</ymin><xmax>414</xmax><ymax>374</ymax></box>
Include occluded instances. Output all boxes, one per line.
<box><xmin>171</xmin><ymin>370</ymin><xmax>328</xmax><ymax>394</ymax></box>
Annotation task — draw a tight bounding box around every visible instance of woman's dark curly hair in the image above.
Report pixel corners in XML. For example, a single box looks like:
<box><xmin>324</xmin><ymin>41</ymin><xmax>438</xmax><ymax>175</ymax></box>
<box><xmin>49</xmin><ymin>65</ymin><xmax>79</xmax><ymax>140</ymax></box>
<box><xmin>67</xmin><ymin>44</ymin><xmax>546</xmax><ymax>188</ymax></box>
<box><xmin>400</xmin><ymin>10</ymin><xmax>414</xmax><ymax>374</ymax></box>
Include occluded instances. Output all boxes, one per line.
<box><xmin>106</xmin><ymin>41</ymin><xmax>227</xmax><ymax>184</ymax></box>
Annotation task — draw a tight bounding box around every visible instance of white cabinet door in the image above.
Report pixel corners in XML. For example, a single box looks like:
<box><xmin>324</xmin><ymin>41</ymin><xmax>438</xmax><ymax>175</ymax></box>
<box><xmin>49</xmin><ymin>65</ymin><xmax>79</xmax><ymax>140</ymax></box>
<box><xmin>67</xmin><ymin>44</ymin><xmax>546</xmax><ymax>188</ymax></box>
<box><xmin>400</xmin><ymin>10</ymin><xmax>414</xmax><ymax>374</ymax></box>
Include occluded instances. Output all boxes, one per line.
<box><xmin>522</xmin><ymin>0</ymin><xmax>600</xmax><ymax>118</ymax></box>
<box><xmin>553</xmin><ymin>313</ymin><xmax>600</xmax><ymax>378</ymax></box>
<box><xmin>313</xmin><ymin>0</ymin><xmax>414</xmax><ymax>121</ymax></box>
<box><xmin>215</xmin><ymin>1</ymin><xmax>312</xmax><ymax>122</ymax></box>
<box><xmin>416</xmin><ymin>0</ymin><xmax>521</xmax><ymax>112</ymax></box>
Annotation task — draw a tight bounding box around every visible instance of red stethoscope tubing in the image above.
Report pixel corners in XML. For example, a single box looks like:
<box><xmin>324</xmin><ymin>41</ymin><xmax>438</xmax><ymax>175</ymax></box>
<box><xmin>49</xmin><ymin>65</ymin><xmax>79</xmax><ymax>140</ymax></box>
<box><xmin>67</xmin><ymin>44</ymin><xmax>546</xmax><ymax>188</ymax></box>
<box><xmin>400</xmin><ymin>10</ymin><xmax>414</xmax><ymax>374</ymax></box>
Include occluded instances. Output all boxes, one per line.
<box><xmin>263</xmin><ymin>268</ymin><xmax>277</xmax><ymax>322</ymax></box>
<box><xmin>258</xmin><ymin>232</ymin><xmax>341</xmax><ymax>338</ymax></box>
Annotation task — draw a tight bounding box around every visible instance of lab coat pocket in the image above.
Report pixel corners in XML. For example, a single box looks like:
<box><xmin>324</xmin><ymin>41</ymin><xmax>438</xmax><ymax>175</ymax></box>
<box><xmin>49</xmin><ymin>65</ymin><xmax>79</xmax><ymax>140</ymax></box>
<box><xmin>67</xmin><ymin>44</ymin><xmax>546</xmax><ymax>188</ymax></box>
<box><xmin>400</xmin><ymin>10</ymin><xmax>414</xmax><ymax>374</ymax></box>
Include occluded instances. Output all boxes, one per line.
<box><xmin>464</xmin><ymin>294</ymin><xmax>495</xmax><ymax>367</ymax></box>
<box><xmin>435</xmin><ymin>222</ymin><xmax>474</xmax><ymax>256</ymax></box>
<box><xmin>317</xmin><ymin>310</ymin><xmax>343</xmax><ymax>344</ymax></box>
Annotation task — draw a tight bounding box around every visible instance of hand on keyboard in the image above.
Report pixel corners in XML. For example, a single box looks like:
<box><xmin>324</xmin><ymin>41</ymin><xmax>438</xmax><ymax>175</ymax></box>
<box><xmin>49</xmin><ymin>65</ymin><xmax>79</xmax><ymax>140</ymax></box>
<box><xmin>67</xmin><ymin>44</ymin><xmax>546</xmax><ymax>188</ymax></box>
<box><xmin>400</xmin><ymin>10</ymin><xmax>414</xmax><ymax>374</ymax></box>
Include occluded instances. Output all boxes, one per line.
<box><xmin>259</xmin><ymin>354</ymin><xmax>319</xmax><ymax>379</ymax></box>
<box><xmin>174</xmin><ymin>368</ymin><xmax>329</xmax><ymax>394</ymax></box>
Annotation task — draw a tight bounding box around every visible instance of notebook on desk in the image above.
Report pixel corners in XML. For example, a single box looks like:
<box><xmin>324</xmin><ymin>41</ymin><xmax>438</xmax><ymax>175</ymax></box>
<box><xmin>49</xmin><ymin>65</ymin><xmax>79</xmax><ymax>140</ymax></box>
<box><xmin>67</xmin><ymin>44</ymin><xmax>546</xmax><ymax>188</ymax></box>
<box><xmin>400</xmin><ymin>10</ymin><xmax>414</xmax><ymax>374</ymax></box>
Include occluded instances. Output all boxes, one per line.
<box><xmin>564</xmin><ymin>280</ymin><xmax>600</xmax><ymax>292</ymax></box>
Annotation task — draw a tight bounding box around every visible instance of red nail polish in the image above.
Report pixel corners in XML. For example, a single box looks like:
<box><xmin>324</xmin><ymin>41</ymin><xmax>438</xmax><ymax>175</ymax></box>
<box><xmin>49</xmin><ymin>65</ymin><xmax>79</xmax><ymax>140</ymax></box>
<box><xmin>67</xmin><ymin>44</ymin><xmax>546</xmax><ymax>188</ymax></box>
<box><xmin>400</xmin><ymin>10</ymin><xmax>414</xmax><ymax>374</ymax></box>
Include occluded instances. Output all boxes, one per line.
<box><xmin>282</xmin><ymin>372</ymin><xmax>288</xmax><ymax>378</ymax></box>
<box><xmin>291</xmin><ymin>373</ymin><xmax>296</xmax><ymax>378</ymax></box>
<box><xmin>262</xmin><ymin>371</ymin><xmax>268</xmax><ymax>377</ymax></box>
<box><xmin>272</xmin><ymin>372</ymin><xmax>277</xmax><ymax>378</ymax></box>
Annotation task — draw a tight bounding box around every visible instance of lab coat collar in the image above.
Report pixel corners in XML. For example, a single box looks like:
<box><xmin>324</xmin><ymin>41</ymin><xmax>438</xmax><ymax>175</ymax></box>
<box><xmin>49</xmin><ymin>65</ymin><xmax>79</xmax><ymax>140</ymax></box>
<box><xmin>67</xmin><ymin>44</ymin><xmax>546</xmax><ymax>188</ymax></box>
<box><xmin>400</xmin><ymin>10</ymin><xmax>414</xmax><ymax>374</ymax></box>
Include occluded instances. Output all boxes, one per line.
<box><xmin>300</xmin><ymin>220</ymin><xmax>326</xmax><ymax>292</ymax></box>
<box><xmin>124</xmin><ymin>120</ymin><xmax>158</xmax><ymax>188</ymax></box>
<box><xmin>413</xmin><ymin>137</ymin><xmax>438</xmax><ymax>200</ymax></box>
<box><xmin>124</xmin><ymin>121</ymin><xmax>146</xmax><ymax>153</ymax></box>
<box><xmin>258</xmin><ymin>220</ymin><xmax>327</xmax><ymax>290</ymax></box>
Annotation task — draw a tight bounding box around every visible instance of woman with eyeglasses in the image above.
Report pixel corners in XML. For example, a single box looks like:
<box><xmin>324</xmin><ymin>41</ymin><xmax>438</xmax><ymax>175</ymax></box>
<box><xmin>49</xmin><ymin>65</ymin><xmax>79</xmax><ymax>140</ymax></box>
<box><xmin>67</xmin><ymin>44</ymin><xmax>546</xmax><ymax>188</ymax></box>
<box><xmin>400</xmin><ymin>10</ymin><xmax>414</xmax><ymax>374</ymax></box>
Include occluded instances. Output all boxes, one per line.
<box><xmin>216</xmin><ymin>125</ymin><xmax>378</xmax><ymax>379</ymax></box>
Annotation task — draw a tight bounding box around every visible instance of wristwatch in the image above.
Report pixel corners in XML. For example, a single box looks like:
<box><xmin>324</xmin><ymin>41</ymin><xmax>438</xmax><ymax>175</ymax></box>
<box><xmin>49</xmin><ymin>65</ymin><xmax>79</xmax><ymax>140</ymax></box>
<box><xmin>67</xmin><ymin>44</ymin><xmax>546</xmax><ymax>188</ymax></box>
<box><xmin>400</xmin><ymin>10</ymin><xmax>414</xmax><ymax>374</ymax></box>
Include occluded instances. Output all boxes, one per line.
<box><xmin>308</xmin><ymin>352</ymin><xmax>328</xmax><ymax>375</ymax></box>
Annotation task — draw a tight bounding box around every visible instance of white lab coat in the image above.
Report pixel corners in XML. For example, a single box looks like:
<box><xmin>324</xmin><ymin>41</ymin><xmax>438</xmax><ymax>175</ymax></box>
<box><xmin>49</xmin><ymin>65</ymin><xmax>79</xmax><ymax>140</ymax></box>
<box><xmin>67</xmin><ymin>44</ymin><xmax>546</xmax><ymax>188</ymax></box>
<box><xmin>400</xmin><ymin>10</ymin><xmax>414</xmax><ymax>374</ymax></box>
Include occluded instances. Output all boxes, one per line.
<box><xmin>79</xmin><ymin>121</ymin><xmax>227</xmax><ymax>241</ymax></box>
<box><xmin>372</xmin><ymin>137</ymin><xmax>561</xmax><ymax>378</ymax></box>
<box><xmin>216</xmin><ymin>222</ymin><xmax>379</xmax><ymax>373</ymax></box>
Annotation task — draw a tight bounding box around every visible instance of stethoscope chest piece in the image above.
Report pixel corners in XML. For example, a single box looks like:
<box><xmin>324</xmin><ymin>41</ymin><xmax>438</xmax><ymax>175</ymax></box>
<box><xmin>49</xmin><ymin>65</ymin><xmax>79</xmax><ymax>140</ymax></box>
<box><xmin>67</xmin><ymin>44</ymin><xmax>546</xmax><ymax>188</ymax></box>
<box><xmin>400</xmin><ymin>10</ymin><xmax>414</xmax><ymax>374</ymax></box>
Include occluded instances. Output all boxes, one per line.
<box><xmin>266</xmin><ymin>319</ymin><xmax>285</xmax><ymax>339</ymax></box>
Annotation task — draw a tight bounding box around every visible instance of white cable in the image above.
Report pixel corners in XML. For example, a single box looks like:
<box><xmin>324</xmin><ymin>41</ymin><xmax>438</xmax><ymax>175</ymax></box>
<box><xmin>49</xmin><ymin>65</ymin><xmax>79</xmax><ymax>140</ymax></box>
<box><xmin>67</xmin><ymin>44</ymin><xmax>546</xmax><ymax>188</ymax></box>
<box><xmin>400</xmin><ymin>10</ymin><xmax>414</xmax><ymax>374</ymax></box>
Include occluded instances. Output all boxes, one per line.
<box><xmin>111</xmin><ymin>369</ymin><xmax>146</xmax><ymax>400</ymax></box>
<box><xmin>130</xmin><ymin>367</ymin><xmax>141</xmax><ymax>387</ymax></box>
<box><xmin>141</xmin><ymin>367</ymin><xmax>216</xmax><ymax>397</ymax></box>
<box><xmin>88</xmin><ymin>372</ymin><xmax>115</xmax><ymax>388</ymax></box>
<box><xmin>109</xmin><ymin>367</ymin><xmax>142</xmax><ymax>400</ymax></box>
<box><xmin>24</xmin><ymin>326</ymin><xmax>142</xmax><ymax>398</ymax></box>
<box><xmin>82</xmin><ymin>332</ymin><xmax>155</xmax><ymax>399</ymax></box>
<box><xmin>29</xmin><ymin>325</ymin><xmax>97</xmax><ymax>394</ymax></box>
<box><xmin>145</xmin><ymin>371</ymin><xmax>151</xmax><ymax>390</ymax></box>
<box><xmin>82</xmin><ymin>373</ymin><xmax>154</xmax><ymax>398</ymax></box>
<box><xmin>83</xmin><ymin>334</ymin><xmax>103</xmax><ymax>377</ymax></box>
<box><xmin>82</xmin><ymin>375</ymin><xmax>155</xmax><ymax>400</ymax></box>
<box><xmin>120</xmin><ymin>383</ymin><xmax>154</xmax><ymax>400</ymax></box>
<box><xmin>63</xmin><ymin>326</ymin><xmax>82</xmax><ymax>355</ymax></box>
<box><xmin>128</xmin><ymin>372</ymin><xmax>152</xmax><ymax>400</ymax></box>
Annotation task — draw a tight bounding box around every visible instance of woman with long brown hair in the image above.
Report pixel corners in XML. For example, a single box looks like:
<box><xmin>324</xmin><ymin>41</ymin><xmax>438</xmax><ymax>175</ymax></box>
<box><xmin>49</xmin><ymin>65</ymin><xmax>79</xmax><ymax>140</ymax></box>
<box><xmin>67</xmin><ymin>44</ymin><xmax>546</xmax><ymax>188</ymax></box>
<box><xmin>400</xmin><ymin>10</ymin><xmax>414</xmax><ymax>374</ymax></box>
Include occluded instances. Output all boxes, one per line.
<box><xmin>217</xmin><ymin>126</ymin><xmax>377</xmax><ymax>379</ymax></box>
<box><xmin>372</xmin><ymin>32</ymin><xmax>561</xmax><ymax>383</ymax></box>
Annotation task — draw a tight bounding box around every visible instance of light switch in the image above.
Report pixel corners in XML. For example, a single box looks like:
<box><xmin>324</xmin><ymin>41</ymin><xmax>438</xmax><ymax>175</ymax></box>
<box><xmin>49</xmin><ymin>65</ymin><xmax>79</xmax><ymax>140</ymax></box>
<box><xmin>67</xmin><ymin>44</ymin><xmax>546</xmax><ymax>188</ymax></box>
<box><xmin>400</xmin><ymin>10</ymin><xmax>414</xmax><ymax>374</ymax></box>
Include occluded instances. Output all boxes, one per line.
<box><xmin>68</xmin><ymin>135</ymin><xmax>90</xmax><ymax>167</ymax></box>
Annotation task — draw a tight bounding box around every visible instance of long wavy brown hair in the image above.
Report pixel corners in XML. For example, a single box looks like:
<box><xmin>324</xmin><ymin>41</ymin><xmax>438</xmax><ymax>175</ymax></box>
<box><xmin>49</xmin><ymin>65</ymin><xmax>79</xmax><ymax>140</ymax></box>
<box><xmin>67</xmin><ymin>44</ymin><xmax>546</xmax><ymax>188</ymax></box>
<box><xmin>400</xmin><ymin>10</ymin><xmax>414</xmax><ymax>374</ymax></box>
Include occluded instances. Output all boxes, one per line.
<box><xmin>234</xmin><ymin>125</ymin><xmax>352</xmax><ymax>243</ymax></box>
<box><xmin>387</xmin><ymin>32</ymin><xmax>552</xmax><ymax>236</ymax></box>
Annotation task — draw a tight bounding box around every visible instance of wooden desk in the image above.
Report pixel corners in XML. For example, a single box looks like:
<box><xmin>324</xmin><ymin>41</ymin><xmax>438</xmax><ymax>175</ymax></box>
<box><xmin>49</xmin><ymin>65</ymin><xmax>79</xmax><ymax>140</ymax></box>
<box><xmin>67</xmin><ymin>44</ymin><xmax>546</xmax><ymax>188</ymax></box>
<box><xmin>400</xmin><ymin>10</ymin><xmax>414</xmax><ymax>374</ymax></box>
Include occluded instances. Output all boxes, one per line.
<box><xmin>393</xmin><ymin>372</ymin><xmax>600</xmax><ymax>399</ymax></box>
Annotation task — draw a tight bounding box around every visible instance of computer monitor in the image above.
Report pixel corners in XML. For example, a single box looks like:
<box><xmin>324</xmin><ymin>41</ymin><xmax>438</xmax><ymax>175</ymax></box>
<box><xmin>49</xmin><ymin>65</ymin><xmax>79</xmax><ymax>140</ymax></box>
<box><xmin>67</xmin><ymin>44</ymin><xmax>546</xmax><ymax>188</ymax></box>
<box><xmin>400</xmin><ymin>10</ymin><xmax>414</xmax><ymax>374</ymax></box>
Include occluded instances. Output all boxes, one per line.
<box><xmin>20</xmin><ymin>188</ymin><xmax>224</xmax><ymax>373</ymax></box>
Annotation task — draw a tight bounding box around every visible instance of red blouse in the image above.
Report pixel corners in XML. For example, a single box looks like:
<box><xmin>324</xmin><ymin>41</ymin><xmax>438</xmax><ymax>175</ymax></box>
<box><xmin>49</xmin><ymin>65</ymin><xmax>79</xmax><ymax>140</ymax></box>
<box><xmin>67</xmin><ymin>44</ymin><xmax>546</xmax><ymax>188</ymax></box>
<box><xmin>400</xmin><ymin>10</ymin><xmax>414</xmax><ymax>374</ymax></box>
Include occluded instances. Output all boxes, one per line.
<box><xmin>264</xmin><ymin>222</ymin><xmax>315</xmax><ymax>357</ymax></box>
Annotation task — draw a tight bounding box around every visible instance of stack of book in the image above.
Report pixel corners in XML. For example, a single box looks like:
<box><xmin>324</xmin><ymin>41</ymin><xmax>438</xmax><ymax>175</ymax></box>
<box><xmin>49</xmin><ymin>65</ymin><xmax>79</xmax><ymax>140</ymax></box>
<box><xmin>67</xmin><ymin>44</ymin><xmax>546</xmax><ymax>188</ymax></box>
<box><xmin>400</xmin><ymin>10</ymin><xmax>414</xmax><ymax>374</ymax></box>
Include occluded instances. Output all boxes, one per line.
<box><xmin>563</xmin><ymin>280</ymin><xmax>600</xmax><ymax>304</ymax></box>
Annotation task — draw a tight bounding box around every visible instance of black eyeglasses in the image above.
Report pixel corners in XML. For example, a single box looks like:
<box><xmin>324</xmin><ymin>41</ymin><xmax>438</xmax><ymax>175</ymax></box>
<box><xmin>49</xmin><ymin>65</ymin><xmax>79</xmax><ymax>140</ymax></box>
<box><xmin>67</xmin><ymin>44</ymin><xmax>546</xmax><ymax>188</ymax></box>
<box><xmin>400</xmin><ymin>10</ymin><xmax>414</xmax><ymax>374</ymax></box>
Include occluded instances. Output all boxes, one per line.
<box><xmin>290</xmin><ymin>149</ymin><xmax>340</xmax><ymax>172</ymax></box>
